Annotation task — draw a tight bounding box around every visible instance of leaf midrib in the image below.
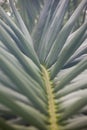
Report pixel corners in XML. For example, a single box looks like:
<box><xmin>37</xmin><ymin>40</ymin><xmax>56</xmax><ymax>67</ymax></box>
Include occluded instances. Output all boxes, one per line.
<box><xmin>42</xmin><ymin>65</ymin><xmax>59</xmax><ymax>130</ymax></box>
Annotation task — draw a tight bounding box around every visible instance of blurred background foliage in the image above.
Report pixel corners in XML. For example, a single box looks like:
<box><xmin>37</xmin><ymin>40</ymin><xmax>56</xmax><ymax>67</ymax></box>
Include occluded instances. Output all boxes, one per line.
<box><xmin>0</xmin><ymin>0</ymin><xmax>87</xmax><ymax>32</ymax></box>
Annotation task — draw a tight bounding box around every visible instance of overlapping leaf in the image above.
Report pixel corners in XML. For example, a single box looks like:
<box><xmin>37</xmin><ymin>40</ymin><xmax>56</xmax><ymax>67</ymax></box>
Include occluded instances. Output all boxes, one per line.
<box><xmin>0</xmin><ymin>0</ymin><xmax>87</xmax><ymax>130</ymax></box>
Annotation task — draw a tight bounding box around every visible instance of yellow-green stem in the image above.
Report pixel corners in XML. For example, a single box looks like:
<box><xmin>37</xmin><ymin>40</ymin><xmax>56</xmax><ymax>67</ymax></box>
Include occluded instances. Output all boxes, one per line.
<box><xmin>41</xmin><ymin>65</ymin><xmax>59</xmax><ymax>130</ymax></box>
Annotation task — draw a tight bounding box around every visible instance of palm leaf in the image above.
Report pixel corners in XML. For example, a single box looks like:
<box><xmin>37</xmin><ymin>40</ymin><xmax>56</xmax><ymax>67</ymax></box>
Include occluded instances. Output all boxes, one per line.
<box><xmin>0</xmin><ymin>0</ymin><xmax>87</xmax><ymax>130</ymax></box>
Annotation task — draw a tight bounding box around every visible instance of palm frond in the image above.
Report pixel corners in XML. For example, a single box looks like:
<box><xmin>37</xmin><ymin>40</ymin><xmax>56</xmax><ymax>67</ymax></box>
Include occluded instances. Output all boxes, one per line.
<box><xmin>0</xmin><ymin>0</ymin><xmax>87</xmax><ymax>130</ymax></box>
